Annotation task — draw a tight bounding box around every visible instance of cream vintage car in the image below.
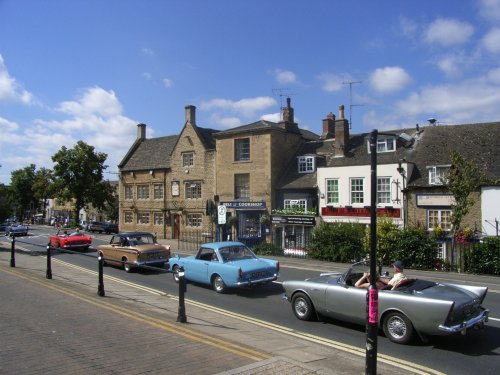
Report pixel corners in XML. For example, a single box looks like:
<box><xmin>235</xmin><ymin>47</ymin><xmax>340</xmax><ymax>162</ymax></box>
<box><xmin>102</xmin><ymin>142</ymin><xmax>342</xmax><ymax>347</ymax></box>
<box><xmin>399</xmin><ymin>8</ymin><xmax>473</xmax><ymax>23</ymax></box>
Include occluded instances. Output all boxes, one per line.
<box><xmin>97</xmin><ymin>232</ymin><xmax>170</xmax><ymax>272</ymax></box>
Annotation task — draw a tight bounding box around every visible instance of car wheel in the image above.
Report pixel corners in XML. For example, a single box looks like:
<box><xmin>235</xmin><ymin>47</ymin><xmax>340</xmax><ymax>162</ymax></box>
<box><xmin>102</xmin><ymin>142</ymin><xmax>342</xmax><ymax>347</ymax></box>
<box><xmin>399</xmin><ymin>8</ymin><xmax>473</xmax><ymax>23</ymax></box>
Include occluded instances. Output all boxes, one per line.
<box><xmin>123</xmin><ymin>259</ymin><xmax>132</xmax><ymax>273</ymax></box>
<box><xmin>172</xmin><ymin>265</ymin><xmax>180</xmax><ymax>283</ymax></box>
<box><xmin>291</xmin><ymin>292</ymin><xmax>315</xmax><ymax>321</ymax></box>
<box><xmin>383</xmin><ymin>312</ymin><xmax>415</xmax><ymax>344</ymax></box>
<box><xmin>212</xmin><ymin>274</ymin><xmax>226</xmax><ymax>293</ymax></box>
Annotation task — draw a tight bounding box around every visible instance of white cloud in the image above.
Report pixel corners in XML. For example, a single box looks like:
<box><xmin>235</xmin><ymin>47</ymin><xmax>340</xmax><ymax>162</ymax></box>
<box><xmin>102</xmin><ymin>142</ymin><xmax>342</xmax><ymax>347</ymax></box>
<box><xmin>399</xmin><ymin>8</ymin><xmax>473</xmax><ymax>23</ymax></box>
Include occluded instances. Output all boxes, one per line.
<box><xmin>436</xmin><ymin>54</ymin><xmax>465</xmax><ymax>78</ymax></box>
<box><xmin>272</xmin><ymin>69</ymin><xmax>297</xmax><ymax>84</ymax></box>
<box><xmin>163</xmin><ymin>78</ymin><xmax>173</xmax><ymax>88</ymax></box>
<box><xmin>479</xmin><ymin>0</ymin><xmax>500</xmax><ymax>22</ymax></box>
<box><xmin>57</xmin><ymin>87</ymin><xmax>123</xmax><ymax>118</ymax></box>
<box><xmin>209</xmin><ymin>113</ymin><xmax>241</xmax><ymax>128</ymax></box>
<box><xmin>369</xmin><ymin>66</ymin><xmax>412</xmax><ymax>93</ymax></box>
<box><xmin>142</xmin><ymin>72</ymin><xmax>152</xmax><ymax>80</ymax></box>
<box><xmin>424</xmin><ymin>18</ymin><xmax>474</xmax><ymax>46</ymax></box>
<box><xmin>487</xmin><ymin>67</ymin><xmax>500</xmax><ymax>83</ymax></box>
<box><xmin>201</xmin><ymin>96</ymin><xmax>277</xmax><ymax>118</ymax></box>
<box><xmin>481</xmin><ymin>27</ymin><xmax>500</xmax><ymax>54</ymax></box>
<box><xmin>261</xmin><ymin>112</ymin><xmax>281</xmax><ymax>122</ymax></box>
<box><xmin>316</xmin><ymin>73</ymin><xmax>345</xmax><ymax>92</ymax></box>
<box><xmin>0</xmin><ymin>54</ymin><xmax>35</xmax><ymax>104</ymax></box>
<box><xmin>399</xmin><ymin>16</ymin><xmax>418</xmax><ymax>38</ymax></box>
<box><xmin>0</xmin><ymin>116</ymin><xmax>19</xmax><ymax>133</ymax></box>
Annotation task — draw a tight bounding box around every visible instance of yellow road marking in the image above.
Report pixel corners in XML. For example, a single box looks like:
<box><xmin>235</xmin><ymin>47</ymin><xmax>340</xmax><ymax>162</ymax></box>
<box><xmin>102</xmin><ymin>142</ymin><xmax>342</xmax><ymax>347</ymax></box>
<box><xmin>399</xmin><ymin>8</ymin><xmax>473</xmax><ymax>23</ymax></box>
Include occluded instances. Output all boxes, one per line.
<box><xmin>0</xmin><ymin>266</ymin><xmax>270</xmax><ymax>362</ymax></box>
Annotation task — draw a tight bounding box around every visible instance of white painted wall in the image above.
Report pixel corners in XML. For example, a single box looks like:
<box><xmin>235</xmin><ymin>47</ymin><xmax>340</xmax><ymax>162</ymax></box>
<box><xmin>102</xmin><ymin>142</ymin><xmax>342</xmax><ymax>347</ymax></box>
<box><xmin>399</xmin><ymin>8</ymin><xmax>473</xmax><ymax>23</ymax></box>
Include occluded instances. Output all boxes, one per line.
<box><xmin>481</xmin><ymin>186</ymin><xmax>500</xmax><ymax>236</ymax></box>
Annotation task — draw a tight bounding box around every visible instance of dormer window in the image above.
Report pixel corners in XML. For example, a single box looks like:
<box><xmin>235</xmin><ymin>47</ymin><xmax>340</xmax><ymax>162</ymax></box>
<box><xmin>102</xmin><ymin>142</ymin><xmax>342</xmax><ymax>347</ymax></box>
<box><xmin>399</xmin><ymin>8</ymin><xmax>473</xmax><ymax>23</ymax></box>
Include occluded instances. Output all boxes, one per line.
<box><xmin>298</xmin><ymin>156</ymin><xmax>315</xmax><ymax>173</ymax></box>
<box><xmin>428</xmin><ymin>165</ymin><xmax>450</xmax><ymax>185</ymax></box>
<box><xmin>367</xmin><ymin>136</ymin><xmax>396</xmax><ymax>153</ymax></box>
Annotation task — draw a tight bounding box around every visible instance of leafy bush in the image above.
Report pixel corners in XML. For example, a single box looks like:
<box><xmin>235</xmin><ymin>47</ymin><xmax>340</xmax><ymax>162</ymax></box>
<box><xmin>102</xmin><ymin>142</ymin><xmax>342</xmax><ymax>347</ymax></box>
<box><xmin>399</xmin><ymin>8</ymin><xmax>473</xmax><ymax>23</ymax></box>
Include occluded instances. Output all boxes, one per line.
<box><xmin>464</xmin><ymin>237</ymin><xmax>500</xmax><ymax>275</ymax></box>
<box><xmin>308</xmin><ymin>222</ymin><xmax>365</xmax><ymax>262</ymax></box>
<box><xmin>252</xmin><ymin>242</ymin><xmax>284</xmax><ymax>256</ymax></box>
<box><xmin>392</xmin><ymin>226</ymin><xmax>437</xmax><ymax>270</ymax></box>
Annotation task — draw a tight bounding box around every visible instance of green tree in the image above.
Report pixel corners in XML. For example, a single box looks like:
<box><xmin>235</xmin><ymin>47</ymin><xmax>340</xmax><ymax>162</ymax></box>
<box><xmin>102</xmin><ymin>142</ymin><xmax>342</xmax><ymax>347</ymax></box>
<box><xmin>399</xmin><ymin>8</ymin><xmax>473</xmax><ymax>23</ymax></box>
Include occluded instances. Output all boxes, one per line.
<box><xmin>363</xmin><ymin>216</ymin><xmax>400</xmax><ymax>268</ymax></box>
<box><xmin>0</xmin><ymin>183</ymin><xmax>14</xmax><ymax>221</ymax></box>
<box><xmin>447</xmin><ymin>151</ymin><xmax>485</xmax><ymax>235</ymax></box>
<box><xmin>308</xmin><ymin>222</ymin><xmax>365</xmax><ymax>262</ymax></box>
<box><xmin>32</xmin><ymin>167</ymin><xmax>54</xmax><ymax>217</ymax></box>
<box><xmin>52</xmin><ymin>141</ymin><xmax>114</xmax><ymax>224</ymax></box>
<box><xmin>10</xmin><ymin>164</ymin><xmax>37</xmax><ymax>219</ymax></box>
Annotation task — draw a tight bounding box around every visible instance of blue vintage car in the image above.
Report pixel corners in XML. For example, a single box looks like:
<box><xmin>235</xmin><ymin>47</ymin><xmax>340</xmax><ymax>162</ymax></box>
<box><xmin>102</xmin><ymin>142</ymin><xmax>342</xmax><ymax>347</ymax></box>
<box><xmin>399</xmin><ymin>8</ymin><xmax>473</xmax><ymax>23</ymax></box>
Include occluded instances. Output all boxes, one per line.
<box><xmin>169</xmin><ymin>241</ymin><xmax>279</xmax><ymax>293</ymax></box>
<box><xmin>5</xmin><ymin>223</ymin><xmax>29</xmax><ymax>237</ymax></box>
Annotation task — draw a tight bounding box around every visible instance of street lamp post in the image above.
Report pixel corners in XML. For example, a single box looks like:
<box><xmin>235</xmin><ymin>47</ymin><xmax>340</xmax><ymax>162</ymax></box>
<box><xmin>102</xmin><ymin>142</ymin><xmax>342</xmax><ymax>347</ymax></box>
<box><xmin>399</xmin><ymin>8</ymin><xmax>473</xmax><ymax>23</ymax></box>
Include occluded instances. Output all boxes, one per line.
<box><xmin>366</xmin><ymin>130</ymin><xmax>378</xmax><ymax>375</ymax></box>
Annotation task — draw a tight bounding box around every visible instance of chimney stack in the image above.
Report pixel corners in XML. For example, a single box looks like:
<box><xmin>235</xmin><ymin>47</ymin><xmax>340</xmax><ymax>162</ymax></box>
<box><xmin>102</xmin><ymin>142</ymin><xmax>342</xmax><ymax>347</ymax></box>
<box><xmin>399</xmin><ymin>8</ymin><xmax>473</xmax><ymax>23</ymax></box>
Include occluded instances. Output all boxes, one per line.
<box><xmin>185</xmin><ymin>105</ymin><xmax>196</xmax><ymax>126</ymax></box>
<box><xmin>334</xmin><ymin>105</ymin><xmax>350</xmax><ymax>157</ymax></box>
<box><xmin>279</xmin><ymin>97</ymin><xmax>300</xmax><ymax>133</ymax></box>
<box><xmin>137</xmin><ymin>123</ymin><xmax>146</xmax><ymax>140</ymax></box>
<box><xmin>321</xmin><ymin>112</ymin><xmax>336</xmax><ymax>139</ymax></box>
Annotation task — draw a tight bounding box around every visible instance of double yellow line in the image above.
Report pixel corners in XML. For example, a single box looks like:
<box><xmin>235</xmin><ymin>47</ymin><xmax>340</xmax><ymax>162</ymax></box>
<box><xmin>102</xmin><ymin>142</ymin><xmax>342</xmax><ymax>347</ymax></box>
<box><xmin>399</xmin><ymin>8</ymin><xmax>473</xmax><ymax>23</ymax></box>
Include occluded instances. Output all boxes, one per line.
<box><xmin>0</xmin><ymin>266</ymin><xmax>270</xmax><ymax>362</ymax></box>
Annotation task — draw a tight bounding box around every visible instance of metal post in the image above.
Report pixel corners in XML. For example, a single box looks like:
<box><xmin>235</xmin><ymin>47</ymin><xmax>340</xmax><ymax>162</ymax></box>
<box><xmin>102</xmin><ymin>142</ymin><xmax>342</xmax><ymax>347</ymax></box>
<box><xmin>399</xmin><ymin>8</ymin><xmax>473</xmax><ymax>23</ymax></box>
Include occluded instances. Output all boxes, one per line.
<box><xmin>46</xmin><ymin>243</ymin><xmax>52</xmax><ymax>279</ymax></box>
<box><xmin>177</xmin><ymin>267</ymin><xmax>187</xmax><ymax>323</ymax></box>
<box><xmin>10</xmin><ymin>236</ymin><xmax>15</xmax><ymax>267</ymax></box>
<box><xmin>366</xmin><ymin>129</ymin><xmax>378</xmax><ymax>375</ymax></box>
<box><xmin>97</xmin><ymin>255</ymin><xmax>105</xmax><ymax>297</ymax></box>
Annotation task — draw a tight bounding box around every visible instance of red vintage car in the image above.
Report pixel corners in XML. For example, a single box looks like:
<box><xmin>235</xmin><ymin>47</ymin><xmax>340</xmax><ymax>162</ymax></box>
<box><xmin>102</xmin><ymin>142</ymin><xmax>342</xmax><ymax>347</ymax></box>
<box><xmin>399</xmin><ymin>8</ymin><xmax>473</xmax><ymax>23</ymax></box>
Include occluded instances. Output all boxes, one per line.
<box><xmin>49</xmin><ymin>230</ymin><xmax>92</xmax><ymax>251</ymax></box>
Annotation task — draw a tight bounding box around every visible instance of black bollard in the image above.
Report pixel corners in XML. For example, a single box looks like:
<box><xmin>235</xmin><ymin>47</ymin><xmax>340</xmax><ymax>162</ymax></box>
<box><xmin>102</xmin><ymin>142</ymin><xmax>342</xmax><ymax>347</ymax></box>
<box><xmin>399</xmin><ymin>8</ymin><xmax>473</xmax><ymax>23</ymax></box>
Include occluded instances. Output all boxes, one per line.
<box><xmin>46</xmin><ymin>243</ymin><xmax>52</xmax><ymax>279</ymax></box>
<box><xmin>97</xmin><ymin>255</ymin><xmax>105</xmax><ymax>297</ymax></box>
<box><xmin>177</xmin><ymin>267</ymin><xmax>187</xmax><ymax>323</ymax></box>
<box><xmin>10</xmin><ymin>236</ymin><xmax>15</xmax><ymax>267</ymax></box>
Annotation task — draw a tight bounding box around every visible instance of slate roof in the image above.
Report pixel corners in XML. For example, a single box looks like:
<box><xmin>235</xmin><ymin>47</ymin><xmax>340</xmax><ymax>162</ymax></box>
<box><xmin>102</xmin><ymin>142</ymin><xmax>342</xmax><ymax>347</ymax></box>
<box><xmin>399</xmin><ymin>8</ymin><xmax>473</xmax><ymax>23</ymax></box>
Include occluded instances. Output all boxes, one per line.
<box><xmin>213</xmin><ymin>120</ymin><xmax>320</xmax><ymax>141</ymax></box>
<box><xmin>119</xmin><ymin>135</ymin><xmax>178</xmax><ymax>172</ymax></box>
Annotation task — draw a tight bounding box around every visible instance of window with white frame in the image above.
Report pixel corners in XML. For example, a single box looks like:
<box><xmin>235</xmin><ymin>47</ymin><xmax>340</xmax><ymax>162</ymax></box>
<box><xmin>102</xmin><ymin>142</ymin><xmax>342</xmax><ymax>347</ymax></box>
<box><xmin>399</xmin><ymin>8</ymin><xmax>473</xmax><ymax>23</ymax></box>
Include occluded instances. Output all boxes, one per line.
<box><xmin>428</xmin><ymin>165</ymin><xmax>450</xmax><ymax>185</ymax></box>
<box><xmin>124</xmin><ymin>185</ymin><xmax>133</xmax><ymax>200</ymax></box>
<box><xmin>124</xmin><ymin>211</ymin><xmax>133</xmax><ymax>223</ymax></box>
<box><xmin>137</xmin><ymin>211</ymin><xmax>150</xmax><ymax>224</ymax></box>
<box><xmin>427</xmin><ymin>209</ymin><xmax>452</xmax><ymax>231</ymax></box>
<box><xmin>182</xmin><ymin>152</ymin><xmax>194</xmax><ymax>167</ymax></box>
<box><xmin>326</xmin><ymin>179</ymin><xmax>339</xmax><ymax>204</ymax></box>
<box><xmin>187</xmin><ymin>213</ymin><xmax>202</xmax><ymax>227</ymax></box>
<box><xmin>367</xmin><ymin>137</ymin><xmax>396</xmax><ymax>153</ymax></box>
<box><xmin>185</xmin><ymin>182</ymin><xmax>202</xmax><ymax>199</ymax></box>
<box><xmin>154</xmin><ymin>212</ymin><xmax>163</xmax><ymax>225</ymax></box>
<box><xmin>234</xmin><ymin>173</ymin><xmax>250</xmax><ymax>199</ymax></box>
<box><xmin>298</xmin><ymin>156</ymin><xmax>315</xmax><ymax>173</ymax></box>
<box><xmin>350</xmin><ymin>178</ymin><xmax>364</xmax><ymax>204</ymax></box>
<box><xmin>137</xmin><ymin>185</ymin><xmax>149</xmax><ymax>199</ymax></box>
<box><xmin>436</xmin><ymin>242</ymin><xmax>446</xmax><ymax>260</ymax></box>
<box><xmin>377</xmin><ymin>177</ymin><xmax>391</xmax><ymax>204</ymax></box>
<box><xmin>234</xmin><ymin>138</ymin><xmax>250</xmax><ymax>161</ymax></box>
<box><xmin>153</xmin><ymin>184</ymin><xmax>164</xmax><ymax>200</ymax></box>
<box><xmin>284</xmin><ymin>199</ymin><xmax>307</xmax><ymax>211</ymax></box>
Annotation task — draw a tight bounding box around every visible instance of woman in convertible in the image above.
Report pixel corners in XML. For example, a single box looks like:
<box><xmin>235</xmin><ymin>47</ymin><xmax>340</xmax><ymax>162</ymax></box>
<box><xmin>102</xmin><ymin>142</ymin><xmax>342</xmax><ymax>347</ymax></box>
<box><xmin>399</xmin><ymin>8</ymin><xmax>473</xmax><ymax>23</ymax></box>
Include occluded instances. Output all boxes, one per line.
<box><xmin>355</xmin><ymin>272</ymin><xmax>386</xmax><ymax>289</ymax></box>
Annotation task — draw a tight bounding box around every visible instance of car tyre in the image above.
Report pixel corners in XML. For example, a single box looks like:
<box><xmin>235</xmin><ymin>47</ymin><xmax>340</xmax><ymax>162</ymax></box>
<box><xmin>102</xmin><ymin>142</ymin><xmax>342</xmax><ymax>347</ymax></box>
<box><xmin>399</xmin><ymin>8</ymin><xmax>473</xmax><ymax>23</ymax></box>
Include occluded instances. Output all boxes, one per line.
<box><xmin>172</xmin><ymin>265</ymin><xmax>181</xmax><ymax>283</ymax></box>
<box><xmin>383</xmin><ymin>312</ymin><xmax>415</xmax><ymax>344</ymax></box>
<box><xmin>212</xmin><ymin>274</ymin><xmax>226</xmax><ymax>293</ymax></box>
<box><xmin>123</xmin><ymin>259</ymin><xmax>132</xmax><ymax>273</ymax></box>
<box><xmin>291</xmin><ymin>292</ymin><xmax>315</xmax><ymax>321</ymax></box>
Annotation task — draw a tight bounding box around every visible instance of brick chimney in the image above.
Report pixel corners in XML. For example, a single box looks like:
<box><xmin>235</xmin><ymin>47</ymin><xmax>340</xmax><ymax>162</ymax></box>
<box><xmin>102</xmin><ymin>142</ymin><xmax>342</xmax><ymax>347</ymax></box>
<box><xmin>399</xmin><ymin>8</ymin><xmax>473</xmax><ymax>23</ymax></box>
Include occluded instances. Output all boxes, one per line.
<box><xmin>279</xmin><ymin>97</ymin><xmax>300</xmax><ymax>133</ymax></box>
<box><xmin>185</xmin><ymin>105</ymin><xmax>196</xmax><ymax>126</ymax></box>
<box><xmin>334</xmin><ymin>105</ymin><xmax>349</xmax><ymax>157</ymax></box>
<box><xmin>321</xmin><ymin>112</ymin><xmax>335</xmax><ymax>139</ymax></box>
<box><xmin>137</xmin><ymin>123</ymin><xmax>146</xmax><ymax>140</ymax></box>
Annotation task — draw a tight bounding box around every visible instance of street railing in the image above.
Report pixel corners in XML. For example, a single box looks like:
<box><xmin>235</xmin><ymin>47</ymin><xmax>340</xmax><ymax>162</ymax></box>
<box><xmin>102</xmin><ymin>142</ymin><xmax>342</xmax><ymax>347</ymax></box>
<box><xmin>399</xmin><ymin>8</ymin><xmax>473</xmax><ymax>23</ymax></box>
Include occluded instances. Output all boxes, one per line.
<box><xmin>7</xmin><ymin>236</ymin><xmax>188</xmax><ymax>323</ymax></box>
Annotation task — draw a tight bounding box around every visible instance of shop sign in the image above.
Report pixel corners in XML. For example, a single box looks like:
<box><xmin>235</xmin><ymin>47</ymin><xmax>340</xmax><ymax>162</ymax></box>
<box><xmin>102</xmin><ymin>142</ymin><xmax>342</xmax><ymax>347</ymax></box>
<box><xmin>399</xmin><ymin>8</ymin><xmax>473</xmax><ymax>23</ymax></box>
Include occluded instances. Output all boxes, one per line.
<box><xmin>417</xmin><ymin>194</ymin><xmax>455</xmax><ymax>207</ymax></box>
<box><xmin>271</xmin><ymin>215</ymin><xmax>315</xmax><ymax>225</ymax></box>
<box><xmin>221</xmin><ymin>201</ymin><xmax>266</xmax><ymax>209</ymax></box>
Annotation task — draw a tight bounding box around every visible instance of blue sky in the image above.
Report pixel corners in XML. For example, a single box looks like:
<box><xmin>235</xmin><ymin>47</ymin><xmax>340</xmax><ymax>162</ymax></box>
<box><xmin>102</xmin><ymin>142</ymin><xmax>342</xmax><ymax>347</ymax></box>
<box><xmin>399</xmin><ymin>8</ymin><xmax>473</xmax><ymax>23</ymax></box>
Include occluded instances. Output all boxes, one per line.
<box><xmin>1</xmin><ymin>0</ymin><xmax>500</xmax><ymax>184</ymax></box>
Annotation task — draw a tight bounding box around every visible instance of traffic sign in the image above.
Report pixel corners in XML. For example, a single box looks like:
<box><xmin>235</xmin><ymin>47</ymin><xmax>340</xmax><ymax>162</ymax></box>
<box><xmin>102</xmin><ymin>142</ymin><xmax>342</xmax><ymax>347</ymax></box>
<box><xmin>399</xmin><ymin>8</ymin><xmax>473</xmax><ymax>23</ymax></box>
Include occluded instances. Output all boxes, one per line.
<box><xmin>217</xmin><ymin>205</ymin><xmax>226</xmax><ymax>224</ymax></box>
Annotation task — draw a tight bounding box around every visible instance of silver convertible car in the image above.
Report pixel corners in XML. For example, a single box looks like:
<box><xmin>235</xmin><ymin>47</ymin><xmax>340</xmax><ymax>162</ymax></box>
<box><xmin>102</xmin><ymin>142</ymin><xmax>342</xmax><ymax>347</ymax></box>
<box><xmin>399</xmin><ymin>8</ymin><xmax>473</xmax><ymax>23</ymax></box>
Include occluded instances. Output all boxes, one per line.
<box><xmin>282</xmin><ymin>261</ymin><xmax>489</xmax><ymax>344</ymax></box>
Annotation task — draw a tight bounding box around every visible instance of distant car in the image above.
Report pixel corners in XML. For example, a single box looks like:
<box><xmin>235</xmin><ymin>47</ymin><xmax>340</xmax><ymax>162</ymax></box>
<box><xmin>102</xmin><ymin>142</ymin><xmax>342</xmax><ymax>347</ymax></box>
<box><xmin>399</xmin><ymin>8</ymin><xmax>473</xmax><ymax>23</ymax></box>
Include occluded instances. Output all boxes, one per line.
<box><xmin>169</xmin><ymin>241</ymin><xmax>280</xmax><ymax>293</ymax></box>
<box><xmin>49</xmin><ymin>230</ymin><xmax>92</xmax><ymax>251</ymax></box>
<box><xmin>5</xmin><ymin>223</ymin><xmax>29</xmax><ymax>237</ymax></box>
<box><xmin>102</xmin><ymin>222</ymin><xmax>119</xmax><ymax>234</ymax></box>
<box><xmin>0</xmin><ymin>221</ymin><xmax>8</xmax><ymax>232</ymax></box>
<box><xmin>282</xmin><ymin>261</ymin><xmax>489</xmax><ymax>344</ymax></box>
<box><xmin>89</xmin><ymin>221</ymin><xmax>105</xmax><ymax>233</ymax></box>
<box><xmin>97</xmin><ymin>232</ymin><xmax>170</xmax><ymax>272</ymax></box>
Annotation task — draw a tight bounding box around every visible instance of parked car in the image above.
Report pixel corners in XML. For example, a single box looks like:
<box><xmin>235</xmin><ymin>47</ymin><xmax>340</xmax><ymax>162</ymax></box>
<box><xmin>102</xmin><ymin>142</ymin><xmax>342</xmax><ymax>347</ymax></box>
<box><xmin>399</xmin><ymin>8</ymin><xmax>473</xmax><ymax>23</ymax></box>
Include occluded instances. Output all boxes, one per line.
<box><xmin>49</xmin><ymin>230</ymin><xmax>92</xmax><ymax>251</ymax></box>
<box><xmin>102</xmin><ymin>222</ymin><xmax>119</xmax><ymax>234</ymax></box>
<box><xmin>5</xmin><ymin>223</ymin><xmax>29</xmax><ymax>237</ymax></box>
<box><xmin>89</xmin><ymin>221</ymin><xmax>105</xmax><ymax>233</ymax></box>
<box><xmin>282</xmin><ymin>261</ymin><xmax>489</xmax><ymax>344</ymax></box>
<box><xmin>169</xmin><ymin>241</ymin><xmax>280</xmax><ymax>293</ymax></box>
<box><xmin>97</xmin><ymin>232</ymin><xmax>170</xmax><ymax>272</ymax></box>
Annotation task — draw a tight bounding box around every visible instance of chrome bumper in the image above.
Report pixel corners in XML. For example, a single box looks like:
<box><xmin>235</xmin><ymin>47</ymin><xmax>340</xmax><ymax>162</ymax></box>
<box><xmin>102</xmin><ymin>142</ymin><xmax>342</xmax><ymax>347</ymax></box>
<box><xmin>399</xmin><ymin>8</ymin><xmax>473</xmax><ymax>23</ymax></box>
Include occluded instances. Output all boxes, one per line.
<box><xmin>134</xmin><ymin>259</ymin><xmax>169</xmax><ymax>267</ymax></box>
<box><xmin>235</xmin><ymin>274</ymin><xmax>278</xmax><ymax>286</ymax></box>
<box><xmin>439</xmin><ymin>309</ymin><xmax>489</xmax><ymax>334</ymax></box>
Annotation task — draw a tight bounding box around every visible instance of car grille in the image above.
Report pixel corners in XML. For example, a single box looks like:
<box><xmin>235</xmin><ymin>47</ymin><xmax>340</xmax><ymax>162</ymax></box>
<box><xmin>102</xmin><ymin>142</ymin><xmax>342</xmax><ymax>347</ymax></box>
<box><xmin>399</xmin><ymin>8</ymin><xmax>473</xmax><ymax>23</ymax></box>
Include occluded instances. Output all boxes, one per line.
<box><xmin>139</xmin><ymin>252</ymin><xmax>166</xmax><ymax>261</ymax></box>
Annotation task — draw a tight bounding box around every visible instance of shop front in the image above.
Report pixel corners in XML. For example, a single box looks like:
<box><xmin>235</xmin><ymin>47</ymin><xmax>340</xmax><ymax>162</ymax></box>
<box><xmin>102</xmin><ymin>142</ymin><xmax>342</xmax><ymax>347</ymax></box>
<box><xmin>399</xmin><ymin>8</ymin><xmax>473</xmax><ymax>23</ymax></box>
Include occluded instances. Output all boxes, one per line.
<box><xmin>220</xmin><ymin>201</ymin><xmax>267</xmax><ymax>247</ymax></box>
<box><xmin>271</xmin><ymin>215</ymin><xmax>316</xmax><ymax>257</ymax></box>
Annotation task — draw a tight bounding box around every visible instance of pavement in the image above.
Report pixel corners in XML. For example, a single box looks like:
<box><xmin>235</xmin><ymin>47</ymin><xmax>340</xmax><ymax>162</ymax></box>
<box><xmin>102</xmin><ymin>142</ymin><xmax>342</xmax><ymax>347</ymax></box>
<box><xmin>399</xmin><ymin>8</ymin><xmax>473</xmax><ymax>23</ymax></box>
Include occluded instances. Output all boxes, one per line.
<box><xmin>3</xmin><ymin>232</ymin><xmax>497</xmax><ymax>375</ymax></box>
